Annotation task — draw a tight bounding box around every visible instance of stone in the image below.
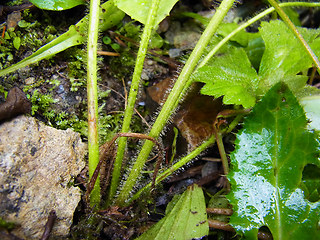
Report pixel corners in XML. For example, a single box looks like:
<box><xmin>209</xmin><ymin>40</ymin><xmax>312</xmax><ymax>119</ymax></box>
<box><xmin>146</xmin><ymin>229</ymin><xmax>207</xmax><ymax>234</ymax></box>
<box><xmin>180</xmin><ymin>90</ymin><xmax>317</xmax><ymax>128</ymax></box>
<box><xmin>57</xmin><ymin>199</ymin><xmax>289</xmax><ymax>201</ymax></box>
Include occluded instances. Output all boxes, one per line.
<box><xmin>0</xmin><ymin>115</ymin><xmax>86</xmax><ymax>239</ymax></box>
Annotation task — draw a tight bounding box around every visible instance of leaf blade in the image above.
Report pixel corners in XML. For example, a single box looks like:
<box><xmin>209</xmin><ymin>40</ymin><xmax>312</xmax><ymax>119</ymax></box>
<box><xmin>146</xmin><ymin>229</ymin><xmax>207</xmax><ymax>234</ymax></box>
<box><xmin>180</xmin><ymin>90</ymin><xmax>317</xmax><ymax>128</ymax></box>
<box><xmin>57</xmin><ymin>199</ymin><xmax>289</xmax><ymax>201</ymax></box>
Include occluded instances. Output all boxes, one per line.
<box><xmin>29</xmin><ymin>0</ymin><xmax>86</xmax><ymax>10</ymax></box>
<box><xmin>195</xmin><ymin>47</ymin><xmax>259</xmax><ymax>108</ymax></box>
<box><xmin>227</xmin><ymin>82</ymin><xmax>320</xmax><ymax>240</ymax></box>
<box><xmin>114</xmin><ymin>0</ymin><xmax>178</xmax><ymax>26</ymax></box>
<box><xmin>136</xmin><ymin>184</ymin><xmax>208</xmax><ymax>240</ymax></box>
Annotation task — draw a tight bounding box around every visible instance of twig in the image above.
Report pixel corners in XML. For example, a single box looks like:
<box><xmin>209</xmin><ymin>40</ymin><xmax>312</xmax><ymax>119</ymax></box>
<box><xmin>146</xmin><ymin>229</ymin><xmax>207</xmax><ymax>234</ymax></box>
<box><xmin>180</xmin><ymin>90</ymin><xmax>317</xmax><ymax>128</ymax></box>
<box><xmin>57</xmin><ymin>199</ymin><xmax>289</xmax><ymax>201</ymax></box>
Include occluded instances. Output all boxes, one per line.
<box><xmin>208</xmin><ymin>219</ymin><xmax>234</xmax><ymax>232</ymax></box>
<box><xmin>40</xmin><ymin>210</ymin><xmax>57</xmax><ymax>240</ymax></box>
<box><xmin>206</xmin><ymin>208</ymin><xmax>233</xmax><ymax>216</ymax></box>
<box><xmin>208</xmin><ymin>219</ymin><xmax>273</xmax><ymax>240</ymax></box>
<box><xmin>97</xmin><ymin>50</ymin><xmax>120</xmax><ymax>56</ymax></box>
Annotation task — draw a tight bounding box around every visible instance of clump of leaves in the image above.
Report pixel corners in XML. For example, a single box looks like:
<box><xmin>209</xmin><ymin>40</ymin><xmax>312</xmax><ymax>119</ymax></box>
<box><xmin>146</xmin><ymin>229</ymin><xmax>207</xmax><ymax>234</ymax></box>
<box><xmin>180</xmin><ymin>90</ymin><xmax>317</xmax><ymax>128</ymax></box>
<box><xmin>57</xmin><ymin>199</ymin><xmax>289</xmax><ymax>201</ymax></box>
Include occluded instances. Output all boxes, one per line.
<box><xmin>194</xmin><ymin>20</ymin><xmax>320</xmax><ymax>108</ymax></box>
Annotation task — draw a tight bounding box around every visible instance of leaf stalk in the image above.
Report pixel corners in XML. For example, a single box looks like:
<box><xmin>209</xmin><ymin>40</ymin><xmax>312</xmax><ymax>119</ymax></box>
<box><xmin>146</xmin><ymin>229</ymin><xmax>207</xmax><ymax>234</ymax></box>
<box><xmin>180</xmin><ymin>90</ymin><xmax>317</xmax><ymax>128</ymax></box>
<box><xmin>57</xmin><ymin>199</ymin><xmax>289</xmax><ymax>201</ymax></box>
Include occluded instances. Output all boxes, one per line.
<box><xmin>109</xmin><ymin>0</ymin><xmax>162</xmax><ymax>204</ymax></box>
<box><xmin>87</xmin><ymin>0</ymin><xmax>101</xmax><ymax>206</ymax></box>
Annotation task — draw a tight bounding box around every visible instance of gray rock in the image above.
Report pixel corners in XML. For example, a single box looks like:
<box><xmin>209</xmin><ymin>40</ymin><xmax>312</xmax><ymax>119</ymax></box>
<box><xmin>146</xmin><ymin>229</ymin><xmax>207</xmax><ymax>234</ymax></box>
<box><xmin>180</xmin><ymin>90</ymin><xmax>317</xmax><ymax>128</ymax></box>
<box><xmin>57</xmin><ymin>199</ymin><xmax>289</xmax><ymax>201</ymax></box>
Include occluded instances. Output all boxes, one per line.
<box><xmin>0</xmin><ymin>115</ymin><xmax>86</xmax><ymax>239</ymax></box>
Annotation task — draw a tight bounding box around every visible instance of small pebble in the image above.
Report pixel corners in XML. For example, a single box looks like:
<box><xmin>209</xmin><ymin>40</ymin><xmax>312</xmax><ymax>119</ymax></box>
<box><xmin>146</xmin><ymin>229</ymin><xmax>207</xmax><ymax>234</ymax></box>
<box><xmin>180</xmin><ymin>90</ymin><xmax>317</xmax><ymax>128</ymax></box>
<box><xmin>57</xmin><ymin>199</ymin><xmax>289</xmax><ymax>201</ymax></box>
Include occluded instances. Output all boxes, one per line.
<box><xmin>25</xmin><ymin>77</ymin><xmax>35</xmax><ymax>85</ymax></box>
<box><xmin>169</xmin><ymin>48</ymin><xmax>182</xmax><ymax>58</ymax></box>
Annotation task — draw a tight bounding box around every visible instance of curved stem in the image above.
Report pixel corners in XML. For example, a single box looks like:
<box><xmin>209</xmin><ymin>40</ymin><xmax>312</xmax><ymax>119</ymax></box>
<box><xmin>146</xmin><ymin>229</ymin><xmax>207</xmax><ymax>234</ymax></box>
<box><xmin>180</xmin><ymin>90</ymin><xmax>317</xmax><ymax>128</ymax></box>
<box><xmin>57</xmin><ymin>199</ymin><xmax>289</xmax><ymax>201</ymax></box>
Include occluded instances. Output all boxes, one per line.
<box><xmin>116</xmin><ymin>0</ymin><xmax>236</xmax><ymax>206</ymax></box>
<box><xmin>87</xmin><ymin>0</ymin><xmax>101</xmax><ymax>206</ymax></box>
<box><xmin>108</xmin><ymin>0</ymin><xmax>161</xmax><ymax>204</ymax></box>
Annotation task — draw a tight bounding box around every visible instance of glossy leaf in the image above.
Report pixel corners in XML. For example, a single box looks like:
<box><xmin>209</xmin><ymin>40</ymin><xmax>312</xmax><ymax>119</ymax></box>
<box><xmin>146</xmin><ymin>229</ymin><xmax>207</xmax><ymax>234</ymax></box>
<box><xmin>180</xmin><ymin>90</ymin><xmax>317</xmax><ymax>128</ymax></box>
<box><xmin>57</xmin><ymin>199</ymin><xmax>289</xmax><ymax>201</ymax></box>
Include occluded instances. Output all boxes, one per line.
<box><xmin>29</xmin><ymin>0</ymin><xmax>86</xmax><ymax>11</ymax></box>
<box><xmin>114</xmin><ymin>0</ymin><xmax>178</xmax><ymax>26</ymax></box>
<box><xmin>196</xmin><ymin>20</ymin><xmax>320</xmax><ymax>108</ymax></box>
<box><xmin>136</xmin><ymin>184</ymin><xmax>208</xmax><ymax>240</ymax></box>
<box><xmin>227</xmin><ymin>82</ymin><xmax>320</xmax><ymax>239</ymax></box>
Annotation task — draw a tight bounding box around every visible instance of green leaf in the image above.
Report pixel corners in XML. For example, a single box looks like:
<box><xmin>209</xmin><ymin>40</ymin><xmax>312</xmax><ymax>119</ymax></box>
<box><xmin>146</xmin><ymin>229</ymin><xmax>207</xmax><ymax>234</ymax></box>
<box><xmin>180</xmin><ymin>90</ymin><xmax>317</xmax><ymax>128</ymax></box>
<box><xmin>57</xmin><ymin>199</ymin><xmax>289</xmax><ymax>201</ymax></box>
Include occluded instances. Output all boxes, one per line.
<box><xmin>114</xmin><ymin>0</ymin><xmax>178</xmax><ymax>26</ymax></box>
<box><xmin>0</xmin><ymin>1</ymin><xmax>125</xmax><ymax>77</ymax></box>
<box><xmin>257</xmin><ymin>20</ymin><xmax>320</xmax><ymax>95</ymax></box>
<box><xmin>29</xmin><ymin>0</ymin><xmax>86</xmax><ymax>11</ymax></box>
<box><xmin>136</xmin><ymin>184</ymin><xmax>208</xmax><ymax>240</ymax></box>
<box><xmin>13</xmin><ymin>37</ymin><xmax>21</xmax><ymax>50</ymax></box>
<box><xmin>217</xmin><ymin>22</ymin><xmax>249</xmax><ymax>47</ymax></box>
<box><xmin>195</xmin><ymin>20</ymin><xmax>320</xmax><ymax>108</ymax></box>
<box><xmin>195</xmin><ymin>47</ymin><xmax>259</xmax><ymax>108</ymax></box>
<box><xmin>227</xmin><ymin>82</ymin><xmax>320</xmax><ymax>240</ymax></box>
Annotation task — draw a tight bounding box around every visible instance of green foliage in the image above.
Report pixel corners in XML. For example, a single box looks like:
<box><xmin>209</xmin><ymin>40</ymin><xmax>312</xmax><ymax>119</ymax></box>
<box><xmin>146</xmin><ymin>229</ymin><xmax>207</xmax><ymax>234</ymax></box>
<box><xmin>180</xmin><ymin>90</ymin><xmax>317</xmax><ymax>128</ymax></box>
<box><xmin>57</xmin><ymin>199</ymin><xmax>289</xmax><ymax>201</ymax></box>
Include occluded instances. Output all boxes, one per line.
<box><xmin>197</xmin><ymin>48</ymin><xmax>258</xmax><ymax>108</ymax></box>
<box><xmin>30</xmin><ymin>89</ymin><xmax>57</xmax><ymax>115</ymax></box>
<box><xmin>0</xmin><ymin>19</ymin><xmax>51</xmax><ymax>70</ymax></box>
<box><xmin>136</xmin><ymin>184</ymin><xmax>208</xmax><ymax>240</ymax></box>
<box><xmin>29</xmin><ymin>0</ymin><xmax>86</xmax><ymax>11</ymax></box>
<box><xmin>227</xmin><ymin>82</ymin><xmax>320</xmax><ymax>239</ymax></box>
<box><xmin>114</xmin><ymin>0</ymin><xmax>179</xmax><ymax>26</ymax></box>
<box><xmin>0</xmin><ymin>0</ymin><xmax>125</xmax><ymax>77</ymax></box>
<box><xmin>194</xmin><ymin>20</ymin><xmax>320</xmax><ymax>108</ymax></box>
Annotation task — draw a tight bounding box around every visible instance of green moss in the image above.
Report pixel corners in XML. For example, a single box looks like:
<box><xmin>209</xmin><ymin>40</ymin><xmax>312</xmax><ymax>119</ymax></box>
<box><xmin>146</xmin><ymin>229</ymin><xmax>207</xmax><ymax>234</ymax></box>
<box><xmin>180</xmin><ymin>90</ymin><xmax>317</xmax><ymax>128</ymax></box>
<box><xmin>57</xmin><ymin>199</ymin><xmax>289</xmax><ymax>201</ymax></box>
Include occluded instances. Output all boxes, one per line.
<box><xmin>0</xmin><ymin>10</ymin><xmax>58</xmax><ymax>70</ymax></box>
<box><xmin>6</xmin><ymin>0</ymin><xmax>24</xmax><ymax>6</ymax></box>
<box><xmin>0</xmin><ymin>217</ymin><xmax>16</xmax><ymax>231</ymax></box>
<box><xmin>64</xmin><ymin>47</ymin><xmax>87</xmax><ymax>91</ymax></box>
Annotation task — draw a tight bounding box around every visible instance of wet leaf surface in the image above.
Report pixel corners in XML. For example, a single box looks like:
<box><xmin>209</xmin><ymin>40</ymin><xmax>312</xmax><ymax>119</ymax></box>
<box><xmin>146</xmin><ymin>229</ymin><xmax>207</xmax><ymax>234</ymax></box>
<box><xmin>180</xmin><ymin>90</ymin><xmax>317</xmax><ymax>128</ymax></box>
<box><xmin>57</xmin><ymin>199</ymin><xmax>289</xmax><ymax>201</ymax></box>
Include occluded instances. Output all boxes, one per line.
<box><xmin>227</xmin><ymin>82</ymin><xmax>320</xmax><ymax>239</ymax></box>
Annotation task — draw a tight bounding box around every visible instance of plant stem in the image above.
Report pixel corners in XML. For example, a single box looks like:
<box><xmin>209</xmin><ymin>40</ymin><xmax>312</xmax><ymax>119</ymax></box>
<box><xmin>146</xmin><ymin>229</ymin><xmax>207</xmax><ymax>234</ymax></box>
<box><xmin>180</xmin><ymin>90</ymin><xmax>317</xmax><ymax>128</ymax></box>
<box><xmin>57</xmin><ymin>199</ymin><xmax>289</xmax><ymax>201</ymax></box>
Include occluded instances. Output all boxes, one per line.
<box><xmin>213</xmin><ymin>125</ymin><xmax>229</xmax><ymax>175</ymax></box>
<box><xmin>129</xmin><ymin>135</ymin><xmax>216</xmax><ymax>204</ymax></box>
<box><xmin>87</xmin><ymin>0</ymin><xmax>101</xmax><ymax>206</ymax></box>
<box><xmin>267</xmin><ymin>0</ymin><xmax>320</xmax><ymax>74</ymax></box>
<box><xmin>108</xmin><ymin>0</ymin><xmax>161</xmax><ymax>203</ymax></box>
<box><xmin>198</xmin><ymin>2</ymin><xmax>320</xmax><ymax>69</ymax></box>
<box><xmin>116</xmin><ymin>0</ymin><xmax>236</xmax><ymax>206</ymax></box>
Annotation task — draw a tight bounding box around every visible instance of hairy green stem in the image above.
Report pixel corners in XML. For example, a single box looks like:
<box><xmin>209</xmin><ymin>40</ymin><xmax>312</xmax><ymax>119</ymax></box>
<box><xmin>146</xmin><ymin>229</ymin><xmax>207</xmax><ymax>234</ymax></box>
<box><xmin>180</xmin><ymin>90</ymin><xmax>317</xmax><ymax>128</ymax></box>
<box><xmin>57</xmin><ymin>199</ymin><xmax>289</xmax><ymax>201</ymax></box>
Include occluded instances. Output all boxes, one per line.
<box><xmin>129</xmin><ymin>135</ymin><xmax>216</xmax><ymax>204</ymax></box>
<box><xmin>108</xmin><ymin>0</ymin><xmax>161</xmax><ymax>203</ymax></box>
<box><xmin>214</xmin><ymin>125</ymin><xmax>229</xmax><ymax>175</ymax></box>
<box><xmin>87</xmin><ymin>0</ymin><xmax>101</xmax><ymax>206</ymax></box>
<box><xmin>116</xmin><ymin>0</ymin><xmax>236</xmax><ymax>206</ymax></box>
<box><xmin>267</xmin><ymin>0</ymin><xmax>320</xmax><ymax>73</ymax></box>
<box><xmin>199</xmin><ymin>2</ymin><xmax>320</xmax><ymax>69</ymax></box>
